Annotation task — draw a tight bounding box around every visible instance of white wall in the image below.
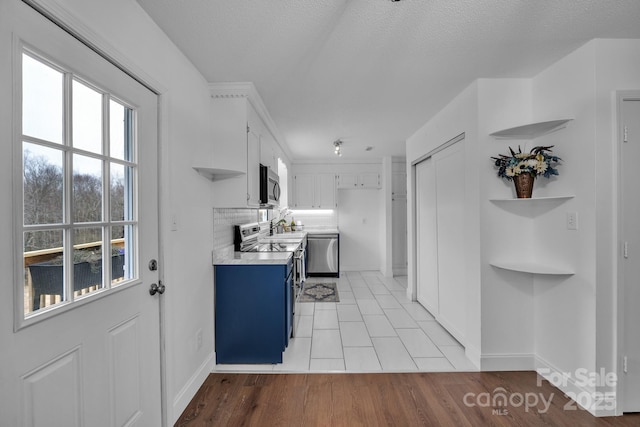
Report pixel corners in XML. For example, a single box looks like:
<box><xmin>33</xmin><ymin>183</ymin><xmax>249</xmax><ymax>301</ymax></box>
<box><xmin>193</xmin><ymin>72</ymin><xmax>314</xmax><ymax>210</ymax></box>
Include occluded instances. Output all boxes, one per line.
<box><xmin>406</xmin><ymin>38</ymin><xmax>640</xmax><ymax>415</ymax></box>
<box><xmin>0</xmin><ymin>0</ymin><xmax>218</xmax><ymax>423</ymax></box>
<box><xmin>529</xmin><ymin>41</ymin><xmax>598</xmax><ymax>401</ymax></box>
<box><xmin>530</xmin><ymin>39</ymin><xmax>640</xmax><ymax>415</ymax></box>
<box><xmin>478</xmin><ymin>78</ymin><xmax>535</xmax><ymax>369</ymax></box>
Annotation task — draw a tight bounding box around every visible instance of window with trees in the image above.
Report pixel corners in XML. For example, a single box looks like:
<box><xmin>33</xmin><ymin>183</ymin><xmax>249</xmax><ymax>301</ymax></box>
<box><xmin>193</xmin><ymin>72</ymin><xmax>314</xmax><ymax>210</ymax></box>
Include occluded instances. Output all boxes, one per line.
<box><xmin>21</xmin><ymin>50</ymin><xmax>138</xmax><ymax>317</ymax></box>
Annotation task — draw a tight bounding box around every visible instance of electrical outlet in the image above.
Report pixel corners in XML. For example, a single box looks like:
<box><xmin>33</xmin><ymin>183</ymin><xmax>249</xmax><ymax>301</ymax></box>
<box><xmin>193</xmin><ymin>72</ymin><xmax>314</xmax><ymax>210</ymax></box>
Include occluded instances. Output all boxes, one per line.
<box><xmin>196</xmin><ymin>329</ymin><xmax>203</xmax><ymax>351</ymax></box>
<box><xmin>566</xmin><ymin>212</ymin><xmax>578</xmax><ymax>230</ymax></box>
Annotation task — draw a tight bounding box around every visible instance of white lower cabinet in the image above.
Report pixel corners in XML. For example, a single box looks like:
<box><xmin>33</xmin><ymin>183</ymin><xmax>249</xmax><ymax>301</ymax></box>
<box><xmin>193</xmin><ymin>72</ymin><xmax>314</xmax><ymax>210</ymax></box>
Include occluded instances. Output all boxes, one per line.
<box><xmin>293</xmin><ymin>173</ymin><xmax>336</xmax><ymax>209</ymax></box>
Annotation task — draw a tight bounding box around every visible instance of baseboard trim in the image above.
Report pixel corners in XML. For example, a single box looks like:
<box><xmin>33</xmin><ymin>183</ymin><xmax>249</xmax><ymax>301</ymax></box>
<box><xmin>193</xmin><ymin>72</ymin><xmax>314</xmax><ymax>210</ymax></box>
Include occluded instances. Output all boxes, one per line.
<box><xmin>480</xmin><ymin>353</ymin><xmax>535</xmax><ymax>371</ymax></box>
<box><xmin>171</xmin><ymin>351</ymin><xmax>215</xmax><ymax>424</ymax></box>
<box><xmin>464</xmin><ymin>344</ymin><xmax>482</xmax><ymax>369</ymax></box>
<box><xmin>393</xmin><ymin>267</ymin><xmax>407</xmax><ymax>276</ymax></box>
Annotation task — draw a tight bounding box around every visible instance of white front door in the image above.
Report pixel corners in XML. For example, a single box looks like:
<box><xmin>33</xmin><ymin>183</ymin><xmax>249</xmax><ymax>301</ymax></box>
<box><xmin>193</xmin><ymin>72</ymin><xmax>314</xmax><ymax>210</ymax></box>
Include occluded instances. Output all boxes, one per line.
<box><xmin>620</xmin><ymin>95</ymin><xmax>640</xmax><ymax>413</ymax></box>
<box><xmin>1</xmin><ymin>3</ymin><xmax>162</xmax><ymax>426</ymax></box>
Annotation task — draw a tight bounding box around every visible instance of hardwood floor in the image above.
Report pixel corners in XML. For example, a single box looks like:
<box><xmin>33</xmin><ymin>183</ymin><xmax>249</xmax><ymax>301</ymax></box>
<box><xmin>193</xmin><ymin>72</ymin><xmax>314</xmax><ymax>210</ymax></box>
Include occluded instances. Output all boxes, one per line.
<box><xmin>175</xmin><ymin>371</ymin><xmax>640</xmax><ymax>426</ymax></box>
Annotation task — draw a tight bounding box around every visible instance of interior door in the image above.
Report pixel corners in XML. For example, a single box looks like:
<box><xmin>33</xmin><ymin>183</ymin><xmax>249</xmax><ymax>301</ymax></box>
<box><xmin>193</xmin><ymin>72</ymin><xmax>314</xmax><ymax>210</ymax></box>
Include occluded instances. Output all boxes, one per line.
<box><xmin>415</xmin><ymin>157</ymin><xmax>439</xmax><ymax>315</ymax></box>
<box><xmin>621</xmin><ymin>96</ymin><xmax>640</xmax><ymax>413</ymax></box>
<box><xmin>433</xmin><ymin>140</ymin><xmax>466</xmax><ymax>339</ymax></box>
<box><xmin>392</xmin><ymin>194</ymin><xmax>407</xmax><ymax>272</ymax></box>
<box><xmin>4</xmin><ymin>3</ymin><xmax>162</xmax><ymax>426</ymax></box>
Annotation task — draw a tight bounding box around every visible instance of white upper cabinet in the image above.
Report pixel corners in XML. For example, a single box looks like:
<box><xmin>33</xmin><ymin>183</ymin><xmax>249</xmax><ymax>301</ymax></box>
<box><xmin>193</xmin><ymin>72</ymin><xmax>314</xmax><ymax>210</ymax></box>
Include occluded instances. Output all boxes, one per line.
<box><xmin>200</xmin><ymin>87</ymin><xmax>260</xmax><ymax>207</ymax></box>
<box><xmin>337</xmin><ymin>172</ymin><xmax>380</xmax><ymax>189</ymax></box>
<box><xmin>200</xmin><ymin>83</ymin><xmax>287</xmax><ymax>208</ymax></box>
<box><xmin>246</xmin><ymin>106</ymin><xmax>261</xmax><ymax>207</ymax></box>
<box><xmin>293</xmin><ymin>173</ymin><xmax>336</xmax><ymax>209</ymax></box>
<box><xmin>359</xmin><ymin>172</ymin><xmax>381</xmax><ymax>189</ymax></box>
<box><xmin>260</xmin><ymin>132</ymin><xmax>278</xmax><ymax>172</ymax></box>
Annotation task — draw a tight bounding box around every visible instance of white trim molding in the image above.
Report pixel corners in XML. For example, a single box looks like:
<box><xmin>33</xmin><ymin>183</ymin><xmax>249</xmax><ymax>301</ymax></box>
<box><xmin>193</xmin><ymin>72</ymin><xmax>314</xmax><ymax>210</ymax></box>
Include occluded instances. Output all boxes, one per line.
<box><xmin>171</xmin><ymin>351</ymin><xmax>215</xmax><ymax>423</ymax></box>
<box><xmin>208</xmin><ymin>82</ymin><xmax>294</xmax><ymax>162</ymax></box>
<box><xmin>480</xmin><ymin>353</ymin><xmax>535</xmax><ymax>371</ymax></box>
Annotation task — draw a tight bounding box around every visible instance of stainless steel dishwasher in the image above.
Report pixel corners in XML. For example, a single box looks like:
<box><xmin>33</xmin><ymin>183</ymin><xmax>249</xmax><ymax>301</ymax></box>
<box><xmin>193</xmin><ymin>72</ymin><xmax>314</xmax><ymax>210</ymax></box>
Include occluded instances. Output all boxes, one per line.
<box><xmin>307</xmin><ymin>233</ymin><xmax>339</xmax><ymax>277</ymax></box>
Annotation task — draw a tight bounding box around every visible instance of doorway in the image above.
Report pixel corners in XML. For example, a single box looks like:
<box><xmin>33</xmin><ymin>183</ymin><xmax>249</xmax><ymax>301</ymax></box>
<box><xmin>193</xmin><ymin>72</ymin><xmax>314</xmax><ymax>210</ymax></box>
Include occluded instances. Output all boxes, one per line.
<box><xmin>619</xmin><ymin>92</ymin><xmax>640</xmax><ymax>413</ymax></box>
<box><xmin>2</xmin><ymin>2</ymin><xmax>163</xmax><ymax>425</ymax></box>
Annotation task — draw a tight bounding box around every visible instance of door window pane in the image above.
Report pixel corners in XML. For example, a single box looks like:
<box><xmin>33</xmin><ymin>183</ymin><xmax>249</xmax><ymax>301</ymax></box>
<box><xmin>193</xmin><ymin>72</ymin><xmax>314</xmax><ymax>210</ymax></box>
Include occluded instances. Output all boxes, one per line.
<box><xmin>72</xmin><ymin>79</ymin><xmax>103</xmax><ymax>154</ymax></box>
<box><xmin>110</xmin><ymin>100</ymin><xmax>133</xmax><ymax>161</ymax></box>
<box><xmin>110</xmin><ymin>163</ymin><xmax>134</xmax><ymax>221</ymax></box>
<box><xmin>73</xmin><ymin>154</ymin><xmax>103</xmax><ymax>223</ymax></box>
<box><xmin>111</xmin><ymin>225</ymin><xmax>133</xmax><ymax>285</ymax></box>
<box><xmin>23</xmin><ymin>142</ymin><xmax>63</xmax><ymax>225</ymax></box>
<box><xmin>20</xmin><ymin>51</ymin><xmax>139</xmax><ymax>319</ymax></box>
<box><xmin>24</xmin><ymin>229</ymin><xmax>65</xmax><ymax>314</ymax></box>
<box><xmin>73</xmin><ymin>227</ymin><xmax>104</xmax><ymax>296</ymax></box>
<box><xmin>22</xmin><ymin>53</ymin><xmax>63</xmax><ymax>144</ymax></box>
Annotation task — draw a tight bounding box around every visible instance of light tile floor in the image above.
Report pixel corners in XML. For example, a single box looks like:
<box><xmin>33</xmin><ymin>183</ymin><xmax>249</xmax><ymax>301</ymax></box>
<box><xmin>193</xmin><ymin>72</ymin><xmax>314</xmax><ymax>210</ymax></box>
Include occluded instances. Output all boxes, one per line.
<box><xmin>215</xmin><ymin>271</ymin><xmax>478</xmax><ymax>373</ymax></box>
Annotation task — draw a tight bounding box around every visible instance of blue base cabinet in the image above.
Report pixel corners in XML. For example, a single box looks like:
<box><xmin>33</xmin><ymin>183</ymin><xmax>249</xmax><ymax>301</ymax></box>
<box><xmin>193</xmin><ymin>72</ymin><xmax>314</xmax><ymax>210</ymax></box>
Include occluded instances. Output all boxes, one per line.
<box><xmin>214</xmin><ymin>259</ymin><xmax>293</xmax><ymax>364</ymax></box>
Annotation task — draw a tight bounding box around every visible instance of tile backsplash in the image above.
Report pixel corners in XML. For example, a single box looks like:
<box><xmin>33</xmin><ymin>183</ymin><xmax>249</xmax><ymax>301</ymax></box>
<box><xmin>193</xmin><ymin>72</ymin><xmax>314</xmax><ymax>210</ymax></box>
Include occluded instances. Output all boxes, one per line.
<box><xmin>213</xmin><ymin>208</ymin><xmax>261</xmax><ymax>250</ymax></box>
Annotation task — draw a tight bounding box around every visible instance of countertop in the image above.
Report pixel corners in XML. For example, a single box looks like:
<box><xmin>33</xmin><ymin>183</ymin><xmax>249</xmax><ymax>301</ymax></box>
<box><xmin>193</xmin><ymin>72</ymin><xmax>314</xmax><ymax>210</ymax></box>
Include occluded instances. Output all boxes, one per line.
<box><xmin>212</xmin><ymin>247</ymin><xmax>293</xmax><ymax>266</ymax></box>
<box><xmin>269</xmin><ymin>227</ymin><xmax>340</xmax><ymax>236</ymax></box>
<box><xmin>303</xmin><ymin>227</ymin><xmax>340</xmax><ymax>235</ymax></box>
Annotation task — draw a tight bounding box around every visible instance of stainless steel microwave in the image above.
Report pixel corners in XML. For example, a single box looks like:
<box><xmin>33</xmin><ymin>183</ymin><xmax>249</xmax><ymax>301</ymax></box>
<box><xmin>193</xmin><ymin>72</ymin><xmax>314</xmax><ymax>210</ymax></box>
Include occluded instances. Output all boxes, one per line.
<box><xmin>260</xmin><ymin>164</ymin><xmax>280</xmax><ymax>207</ymax></box>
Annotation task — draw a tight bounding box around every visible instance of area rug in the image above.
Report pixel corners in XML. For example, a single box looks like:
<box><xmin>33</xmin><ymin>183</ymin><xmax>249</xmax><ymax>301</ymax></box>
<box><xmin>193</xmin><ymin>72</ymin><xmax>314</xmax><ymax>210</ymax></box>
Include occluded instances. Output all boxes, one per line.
<box><xmin>299</xmin><ymin>282</ymin><xmax>339</xmax><ymax>303</ymax></box>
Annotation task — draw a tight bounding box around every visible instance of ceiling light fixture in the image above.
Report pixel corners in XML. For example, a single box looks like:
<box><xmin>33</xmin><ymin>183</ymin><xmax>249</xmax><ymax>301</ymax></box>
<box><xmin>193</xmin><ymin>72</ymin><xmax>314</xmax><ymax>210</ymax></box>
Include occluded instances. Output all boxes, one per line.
<box><xmin>334</xmin><ymin>139</ymin><xmax>343</xmax><ymax>157</ymax></box>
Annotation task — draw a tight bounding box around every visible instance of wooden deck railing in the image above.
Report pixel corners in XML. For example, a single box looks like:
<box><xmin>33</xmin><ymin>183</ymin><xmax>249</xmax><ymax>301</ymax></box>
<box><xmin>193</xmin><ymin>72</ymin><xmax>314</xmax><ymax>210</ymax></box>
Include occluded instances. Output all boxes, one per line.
<box><xmin>23</xmin><ymin>239</ymin><xmax>126</xmax><ymax>314</ymax></box>
<box><xmin>23</xmin><ymin>238</ymin><xmax>126</xmax><ymax>267</ymax></box>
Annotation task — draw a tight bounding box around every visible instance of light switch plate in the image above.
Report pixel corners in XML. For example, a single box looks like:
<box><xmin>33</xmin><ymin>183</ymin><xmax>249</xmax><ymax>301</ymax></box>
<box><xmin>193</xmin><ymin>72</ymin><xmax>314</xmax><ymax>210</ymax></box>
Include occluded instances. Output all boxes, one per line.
<box><xmin>567</xmin><ymin>212</ymin><xmax>578</xmax><ymax>230</ymax></box>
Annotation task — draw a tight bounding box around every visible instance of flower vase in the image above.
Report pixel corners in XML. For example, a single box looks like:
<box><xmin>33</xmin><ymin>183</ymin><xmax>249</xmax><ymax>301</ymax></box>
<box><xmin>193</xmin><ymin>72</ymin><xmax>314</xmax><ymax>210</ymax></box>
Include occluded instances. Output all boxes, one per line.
<box><xmin>513</xmin><ymin>174</ymin><xmax>534</xmax><ymax>198</ymax></box>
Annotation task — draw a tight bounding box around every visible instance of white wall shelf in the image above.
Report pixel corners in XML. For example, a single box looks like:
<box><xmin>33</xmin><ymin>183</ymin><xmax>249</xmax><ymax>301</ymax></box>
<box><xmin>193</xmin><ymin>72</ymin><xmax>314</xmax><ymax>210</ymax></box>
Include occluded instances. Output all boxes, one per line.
<box><xmin>193</xmin><ymin>167</ymin><xmax>245</xmax><ymax>181</ymax></box>
<box><xmin>489</xmin><ymin>195</ymin><xmax>574</xmax><ymax>218</ymax></box>
<box><xmin>489</xmin><ymin>195</ymin><xmax>574</xmax><ymax>203</ymax></box>
<box><xmin>490</xmin><ymin>119</ymin><xmax>573</xmax><ymax>139</ymax></box>
<box><xmin>490</xmin><ymin>261</ymin><xmax>574</xmax><ymax>276</ymax></box>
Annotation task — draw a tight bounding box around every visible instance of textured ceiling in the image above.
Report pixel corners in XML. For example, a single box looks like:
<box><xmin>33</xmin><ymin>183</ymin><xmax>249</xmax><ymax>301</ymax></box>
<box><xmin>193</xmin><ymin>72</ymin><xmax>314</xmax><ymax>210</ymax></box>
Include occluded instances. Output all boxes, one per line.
<box><xmin>136</xmin><ymin>0</ymin><xmax>640</xmax><ymax>161</ymax></box>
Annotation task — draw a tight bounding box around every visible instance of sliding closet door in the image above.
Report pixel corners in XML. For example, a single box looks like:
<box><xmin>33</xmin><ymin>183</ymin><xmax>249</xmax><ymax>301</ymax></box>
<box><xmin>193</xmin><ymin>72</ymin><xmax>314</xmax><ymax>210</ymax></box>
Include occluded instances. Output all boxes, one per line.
<box><xmin>415</xmin><ymin>157</ymin><xmax>439</xmax><ymax>315</ymax></box>
<box><xmin>433</xmin><ymin>140</ymin><xmax>466</xmax><ymax>339</ymax></box>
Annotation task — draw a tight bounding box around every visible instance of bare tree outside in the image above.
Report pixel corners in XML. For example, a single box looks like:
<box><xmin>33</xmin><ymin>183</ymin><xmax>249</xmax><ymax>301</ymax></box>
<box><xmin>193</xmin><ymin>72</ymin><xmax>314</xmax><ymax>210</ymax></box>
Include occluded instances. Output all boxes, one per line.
<box><xmin>23</xmin><ymin>149</ymin><xmax>126</xmax><ymax>252</ymax></box>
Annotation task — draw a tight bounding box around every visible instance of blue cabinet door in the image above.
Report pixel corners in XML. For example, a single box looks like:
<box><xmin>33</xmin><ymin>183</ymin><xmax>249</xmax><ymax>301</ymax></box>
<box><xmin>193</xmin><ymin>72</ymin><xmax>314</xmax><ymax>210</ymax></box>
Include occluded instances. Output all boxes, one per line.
<box><xmin>285</xmin><ymin>269</ymin><xmax>292</xmax><ymax>346</ymax></box>
<box><xmin>214</xmin><ymin>260</ymin><xmax>292</xmax><ymax>364</ymax></box>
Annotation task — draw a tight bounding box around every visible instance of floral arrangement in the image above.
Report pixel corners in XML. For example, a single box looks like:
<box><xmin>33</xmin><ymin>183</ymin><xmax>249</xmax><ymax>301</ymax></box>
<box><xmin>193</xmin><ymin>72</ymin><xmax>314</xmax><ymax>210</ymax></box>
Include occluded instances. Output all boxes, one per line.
<box><xmin>491</xmin><ymin>145</ymin><xmax>561</xmax><ymax>180</ymax></box>
<box><xmin>272</xmin><ymin>207</ymin><xmax>292</xmax><ymax>232</ymax></box>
